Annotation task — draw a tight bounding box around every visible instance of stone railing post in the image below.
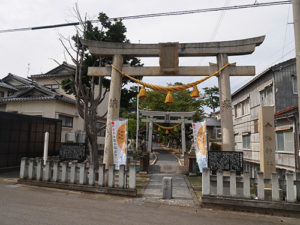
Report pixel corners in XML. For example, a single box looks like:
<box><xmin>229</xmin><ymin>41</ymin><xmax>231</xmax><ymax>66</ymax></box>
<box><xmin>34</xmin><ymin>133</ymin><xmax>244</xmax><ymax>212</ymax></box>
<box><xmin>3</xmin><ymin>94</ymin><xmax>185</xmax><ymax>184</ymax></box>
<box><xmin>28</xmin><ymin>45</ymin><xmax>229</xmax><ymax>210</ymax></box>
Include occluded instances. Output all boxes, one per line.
<box><xmin>70</xmin><ymin>162</ymin><xmax>76</xmax><ymax>184</ymax></box>
<box><xmin>36</xmin><ymin>158</ymin><xmax>43</xmax><ymax>181</ymax></box>
<box><xmin>230</xmin><ymin>171</ymin><xmax>237</xmax><ymax>196</ymax></box>
<box><xmin>271</xmin><ymin>172</ymin><xmax>280</xmax><ymax>201</ymax></box>
<box><xmin>61</xmin><ymin>162</ymin><xmax>68</xmax><ymax>183</ymax></box>
<box><xmin>88</xmin><ymin>164</ymin><xmax>95</xmax><ymax>186</ymax></box>
<box><xmin>295</xmin><ymin>172</ymin><xmax>300</xmax><ymax>202</ymax></box>
<box><xmin>257</xmin><ymin>172</ymin><xmax>264</xmax><ymax>200</ymax></box>
<box><xmin>52</xmin><ymin>160</ymin><xmax>59</xmax><ymax>182</ymax></box>
<box><xmin>20</xmin><ymin>157</ymin><xmax>28</xmax><ymax>179</ymax></box>
<box><xmin>217</xmin><ymin>170</ymin><xmax>223</xmax><ymax>196</ymax></box>
<box><xmin>202</xmin><ymin>168</ymin><xmax>210</xmax><ymax>195</ymax></box>
<box><xmin>286</xmin><ymin>172</ymin><xmax>296</xmax><ymax>202</ymax></box>
<box><xmin>129</xmin><ymin>163</ymin><xmax>136</xmax><ymax>189</ymax></box>
<box><xmin>243</xmin><ymin>172</ymin><xmax>250</xmax><ymax>198</ymax></box>
<box><xmin>98</xmin><ymin>164</ymin><xmax>105</xmax><ymax>187</ymax></box>
<box><xmin>79</xmin><ymin>163</ymin><xmax>87</xmax><ymax>185</ymax></box>
<box><xmin>43</xmin><ymin>161</ymin><xmax>51</xmax><ymax>182</ymax></box>
<box><xmin>119</xmin><ymin>165</ymin><xmax>125</xmax><ymax>188</ymax></box>
<box><xmin>28</xmin><ymin>158</ymin><xmax>35</xmax><ymax>180</ymax></box>
<box><xmin>108</xmin><ymin>165</ymin><xmax>115</xmax><ymax>188</ymax></box>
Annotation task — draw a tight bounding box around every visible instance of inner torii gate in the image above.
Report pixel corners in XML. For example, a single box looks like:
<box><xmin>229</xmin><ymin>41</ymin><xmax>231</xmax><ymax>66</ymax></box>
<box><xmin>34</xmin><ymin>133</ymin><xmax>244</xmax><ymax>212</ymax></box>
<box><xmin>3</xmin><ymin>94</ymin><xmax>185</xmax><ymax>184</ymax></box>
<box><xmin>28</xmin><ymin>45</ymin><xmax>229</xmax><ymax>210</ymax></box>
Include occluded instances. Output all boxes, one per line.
<box><xmin>140</xmin><ymin>110</ymin><xmax>196</xmax><ymax>155</ymax></box>
<box><xmin>81</xmin><ymin>36</ymin><xmax>265</xmax><ymax>168</ymax></box>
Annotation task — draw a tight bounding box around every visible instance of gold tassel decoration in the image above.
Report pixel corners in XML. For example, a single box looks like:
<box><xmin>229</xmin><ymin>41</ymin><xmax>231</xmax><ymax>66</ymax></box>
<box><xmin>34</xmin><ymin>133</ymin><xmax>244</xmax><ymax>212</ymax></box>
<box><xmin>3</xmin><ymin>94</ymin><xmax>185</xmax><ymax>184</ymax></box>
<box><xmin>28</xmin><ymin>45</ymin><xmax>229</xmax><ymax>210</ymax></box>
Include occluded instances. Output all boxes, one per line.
<box><xmin>165</xmin><ymin>129</ymin><xmax>169</xmax><ymax>134</ymax></box>
<box><xmin>158</xmin><ymin>127</ymin><xmax>161</xmax><ymax>131</ymax></box>
<box><xmin>164</xmin><ymin>91</ymin><xmax>174</xmax><ymax>104</ymax></box>
<box><xmin>173</xmin><ymin>126</ymin><xmax>177</xmax><ymax>132</ymax></box>
<box><xmin>138</xmin><ymin>86</ymin><xmax>148</xmax><ymax>98</ymax></box>
<box><xmin>190</xmin><ymin>85</ymin><xmax>200</xmax><ymax>98</ymax></box>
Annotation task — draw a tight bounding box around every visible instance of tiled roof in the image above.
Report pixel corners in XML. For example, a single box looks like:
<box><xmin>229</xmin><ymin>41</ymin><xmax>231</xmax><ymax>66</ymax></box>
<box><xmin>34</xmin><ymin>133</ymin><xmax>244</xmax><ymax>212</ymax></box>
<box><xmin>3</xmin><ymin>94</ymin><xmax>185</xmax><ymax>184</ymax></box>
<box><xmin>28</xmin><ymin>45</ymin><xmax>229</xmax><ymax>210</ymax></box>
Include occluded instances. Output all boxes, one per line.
<box><xmin>30</xmin><ymin>62</ymin><xmax>75</xmax><ymax>79</ymax></box>
<box><xmin>0</xmin><ymin>81</ymin><xmax>18</xmax><ymax>91</ymax></box>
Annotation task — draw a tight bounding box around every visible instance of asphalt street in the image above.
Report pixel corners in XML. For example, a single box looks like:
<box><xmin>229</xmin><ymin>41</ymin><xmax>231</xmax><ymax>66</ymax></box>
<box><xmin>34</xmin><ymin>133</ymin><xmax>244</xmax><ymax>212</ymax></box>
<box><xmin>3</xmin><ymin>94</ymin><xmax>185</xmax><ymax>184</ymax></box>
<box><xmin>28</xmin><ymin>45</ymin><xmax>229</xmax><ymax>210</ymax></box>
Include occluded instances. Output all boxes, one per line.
<box><xmin>0</xmin><ymin>170</ymin><xmax>299</xmax><ymax>225</ymax></box>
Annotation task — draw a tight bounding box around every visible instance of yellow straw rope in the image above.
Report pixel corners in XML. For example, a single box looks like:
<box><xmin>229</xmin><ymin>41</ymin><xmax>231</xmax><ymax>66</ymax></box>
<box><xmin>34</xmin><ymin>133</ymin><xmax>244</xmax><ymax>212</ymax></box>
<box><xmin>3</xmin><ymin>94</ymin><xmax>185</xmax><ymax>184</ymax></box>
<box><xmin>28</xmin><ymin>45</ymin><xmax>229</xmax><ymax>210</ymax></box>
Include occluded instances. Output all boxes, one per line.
<box><xmin>112</xmin><ymin>63</ymin><xmax>230</xmax><ymax>92</ymax></box>
<box><xmin>152</xmin><ymin>120</ymin><xmax>182</xmax><ymax>130</ymax></box>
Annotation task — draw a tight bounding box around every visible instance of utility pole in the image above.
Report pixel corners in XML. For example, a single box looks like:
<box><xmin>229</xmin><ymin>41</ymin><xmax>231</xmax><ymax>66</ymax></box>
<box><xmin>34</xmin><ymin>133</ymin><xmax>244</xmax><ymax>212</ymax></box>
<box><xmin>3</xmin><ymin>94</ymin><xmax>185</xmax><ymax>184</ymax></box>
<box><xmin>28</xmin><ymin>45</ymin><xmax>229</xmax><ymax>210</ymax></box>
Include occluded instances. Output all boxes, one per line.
<box><xmin>292</xmin><ymin>0</ymin><xmax>300</xmax><ymax>171</ymax></box>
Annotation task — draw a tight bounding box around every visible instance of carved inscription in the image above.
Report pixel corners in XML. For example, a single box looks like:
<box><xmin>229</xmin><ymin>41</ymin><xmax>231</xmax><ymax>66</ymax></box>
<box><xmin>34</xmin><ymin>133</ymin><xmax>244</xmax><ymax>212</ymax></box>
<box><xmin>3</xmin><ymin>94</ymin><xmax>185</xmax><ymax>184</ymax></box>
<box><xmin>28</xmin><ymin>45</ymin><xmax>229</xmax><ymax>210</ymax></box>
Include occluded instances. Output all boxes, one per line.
<box><xmin>159</xmin><ymin>42</ymin><xmax>179</xmax><ymax>74</ymax></box>
<box><xmin>208</xmin><ymin>151</ymin><xmax>243</xmax><ymax>173</ymax></box>
<box><xmin>59</xmin><ymin>143</ymin><xmax>86</xmax><ymax>162</ymax></box>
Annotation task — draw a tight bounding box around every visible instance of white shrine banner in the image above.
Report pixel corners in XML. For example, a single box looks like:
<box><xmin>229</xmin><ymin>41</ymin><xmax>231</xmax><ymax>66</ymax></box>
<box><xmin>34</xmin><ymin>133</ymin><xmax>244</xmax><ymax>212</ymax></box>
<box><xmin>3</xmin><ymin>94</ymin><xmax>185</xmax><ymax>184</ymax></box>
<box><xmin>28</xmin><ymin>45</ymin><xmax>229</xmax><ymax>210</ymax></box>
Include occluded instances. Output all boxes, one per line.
<box><xmin>192</xmin><ymin>122</ymin><xmax>207</xmax><ymax>172</ymax></box>
<box><xmin>112</xmin><ymin>120</ymin><xmax>128</xmax><ymax>170</ymax></box>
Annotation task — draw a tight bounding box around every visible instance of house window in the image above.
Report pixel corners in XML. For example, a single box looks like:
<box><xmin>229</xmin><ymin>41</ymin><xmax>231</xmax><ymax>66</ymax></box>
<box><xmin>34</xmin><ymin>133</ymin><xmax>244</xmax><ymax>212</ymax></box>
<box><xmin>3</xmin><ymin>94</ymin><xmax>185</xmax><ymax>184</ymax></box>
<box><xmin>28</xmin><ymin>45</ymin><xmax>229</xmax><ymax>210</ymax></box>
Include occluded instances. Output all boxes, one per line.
<box><xmin>59</xmin><ymin>115</ymin><xmax>73</xmax><ymax>128</ymax></box>
<box><xmin>260</xmin><ymin>86</ymin><xmax>273</xmax><ymax>106</ymax></box>
<box><xmin>234</xmin><ymin>98</ymin><xmax>250</xmax><ymax>118</ymax></box>
<box><xmin>242</xmin><ymin>134</ymin><xmax>251</xmax><ymax>150</ymax></box>
<box><xmin>97</xmin><ymin>122</ymin><xmax>106</xmax><ymax>137</ymax></box>
<box><xmin>292</xmin><ymin>75</ymin><xmax>298</xmax><ymax>94</ymax></box>
<box><xmin>0</xmin><ymin>91</ymin><xmax>4</xmax><ymax>97</ymax></box>
<box><xmin>276</xmin><ymin>130</ymin><xmax>294</xmax><ymax>153</ymax></box>
<box><xmin>44</xmin><ymin>84</ymin><xmax>59</xmax><ymax>89</ymax></box>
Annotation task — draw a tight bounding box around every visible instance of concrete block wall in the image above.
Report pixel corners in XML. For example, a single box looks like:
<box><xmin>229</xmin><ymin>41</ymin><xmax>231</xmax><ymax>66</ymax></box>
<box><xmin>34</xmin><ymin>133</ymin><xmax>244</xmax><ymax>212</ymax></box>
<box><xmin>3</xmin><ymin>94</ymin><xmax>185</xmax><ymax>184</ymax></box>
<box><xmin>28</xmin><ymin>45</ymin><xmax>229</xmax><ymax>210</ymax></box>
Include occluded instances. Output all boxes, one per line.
<box><xmin>19</xmin><ymin>157</ymin><xmax>136</xmax><ymax>190</ymax></box>
<box><xmin>202</xmin><ymin>168</ymin><xmax>300</xmax><ymax>203</ymax></box>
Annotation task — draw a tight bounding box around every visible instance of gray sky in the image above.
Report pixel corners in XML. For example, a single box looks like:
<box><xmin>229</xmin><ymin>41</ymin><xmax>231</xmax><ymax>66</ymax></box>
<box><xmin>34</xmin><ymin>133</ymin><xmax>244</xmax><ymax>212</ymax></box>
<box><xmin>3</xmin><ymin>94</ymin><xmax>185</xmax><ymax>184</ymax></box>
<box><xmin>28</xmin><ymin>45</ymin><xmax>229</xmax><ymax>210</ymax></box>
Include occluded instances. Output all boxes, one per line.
<box><xmin>0</xmin><ymin>0</ymin><xmax>295</xmax><ymax>93</ymax></box>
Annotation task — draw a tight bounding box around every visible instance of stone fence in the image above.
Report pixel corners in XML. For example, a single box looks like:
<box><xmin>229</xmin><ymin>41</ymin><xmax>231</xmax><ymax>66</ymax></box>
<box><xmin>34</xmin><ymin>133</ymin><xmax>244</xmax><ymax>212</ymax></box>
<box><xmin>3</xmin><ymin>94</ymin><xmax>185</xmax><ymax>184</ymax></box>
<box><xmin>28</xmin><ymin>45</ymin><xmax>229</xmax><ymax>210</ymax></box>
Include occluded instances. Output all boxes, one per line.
<box><xmin>202</xmin><ymin>168</ymin><xmax>300</xmax><ymax>202</ymax></box>
<box><xmin>18</xmin><ymin>157</ymin><xmax>136</xmax><ymax>196</ymax></box>
<box><xmin>201</xmin><ymin>168</ymin><xmax>300</xmax><ymax>216</ymax></box>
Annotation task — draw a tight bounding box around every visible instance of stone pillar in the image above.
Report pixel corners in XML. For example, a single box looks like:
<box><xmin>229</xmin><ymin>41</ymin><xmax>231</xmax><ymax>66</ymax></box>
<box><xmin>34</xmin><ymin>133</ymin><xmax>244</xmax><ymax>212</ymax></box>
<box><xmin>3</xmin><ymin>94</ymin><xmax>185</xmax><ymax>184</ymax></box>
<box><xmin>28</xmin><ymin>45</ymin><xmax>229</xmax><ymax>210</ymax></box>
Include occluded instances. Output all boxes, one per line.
<box><xmin>147</xmin><ymin>116</ymin><xmax>153</xmax><ymax>153</ymax></box>
<box><xmin>129</xmin><ymin>164</ymin><xmax>136</xmax><ymax>189</ymax></box>
<box><xmin>286</xmin><ymin>172</ymin><xmax>296</xmax><ymax>202</ymax></box>
<box><xmin>28</xmin><ymin>158</ymin><xmax>34</xmax><ymax>180</ymax></box>
<box><xmin>181</xmin><ymin>116</ymin><xmax>186</xmax><ymax>156</ymax></box>
<box><xmin>271</xmin><ymin>172</ymin><xmax>280</xmax><ymax>201</ymax></box>
<box><xmin>259</xmin><ymin>106</ymin><xmax>276</xmax><ymax>180</ymax></box>
<box><xmin>217</xmin><ymin>170</ymin><xmax>223</xmax><ymax>196</ymax></box>
<box><xmin>43</xmin><ymin>161</ymin><xmax>50</xmax><ymax>182</ymax></box>
<box><xmin>257</xmin><ymin>172</ymin><xmax>265</xmax><ymax>200</ymax></box>
<box><xmin>230</xmin><ymin>171</ymin><xmax>237</xmax><ymax>196</ymax></box>
<box><xmin>243</xmin><ymin>172</ymin><xmax>250</xmax><ymax>198</ymax></box>
<box><xmin>217</xmin><ymin>54</ymin><xmax>234</xmax><ymax>151</ymax></box>
<box><xmin>36</xmin><ymin>158</ymin><xmax>43</xmax><ymax>181</ymax></box>
<box><xmin>98</xmin><ymin>164</ymin><xmax>105</xmax><ymax>187</ymax></box>
<box><xmin>119</xmin><ymin>165</ymin><xmax>125</xmax><ymax>188</ymax></box>
<box><xmin>162</xmin><ymin>177</ymin><xmax>173</xmax><ymax>199</ymax></box>
<box><xmin>88</xmin><ymin>164</ymin><xmax>95</xmax><ymax>186</ymax></box>
<box><xmin>108</xmin><ymin>165</ymin><xmax>115</xmax><ymax>188</ymax></box>
<box><xmin>202</xmin><ymin>168</ymin><xmax>210</xmax><ymax>195</ymax></box>
<box><xmin>61</xmin><ymin>162</ymin><xmax>67</xmax><ymax>183</ymax></box>
<box><xmin>79</xmin><ymin>163</ymin><xmax>87</xmax><ymax>185</ymax></box>
<box><xmin>52</xmin><ymin>160</ymin><xmax>59</xmax><ymax>182</ymax></box>
<box><xmin>70</xmin><ymin>162</ymin><xmax>76</xmax><ymax>184</ymax></box>
<box><xmin>103</xmin><ymin>55</ymin><xmax>123</xmax><ymax>168</ymax></box>
<box><xmin>20</xmin><ymin>157</ymin><xmax>28</xmax><ymax>179</ymax></box>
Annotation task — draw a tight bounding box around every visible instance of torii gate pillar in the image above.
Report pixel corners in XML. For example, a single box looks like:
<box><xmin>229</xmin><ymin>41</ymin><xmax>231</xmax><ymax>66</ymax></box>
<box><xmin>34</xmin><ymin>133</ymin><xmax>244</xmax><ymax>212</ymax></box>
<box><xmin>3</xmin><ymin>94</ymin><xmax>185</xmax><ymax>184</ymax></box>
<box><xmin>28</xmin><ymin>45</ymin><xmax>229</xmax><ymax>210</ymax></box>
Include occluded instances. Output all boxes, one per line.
<box><xmin>217</xmin><ymin>54</ymin><xmax>234</xmax><ymax>151</ymax></box>
<box><xmin>103</xmin><ymin>55</ymin><xmax>123</xmax><ymax>168</ymax></box>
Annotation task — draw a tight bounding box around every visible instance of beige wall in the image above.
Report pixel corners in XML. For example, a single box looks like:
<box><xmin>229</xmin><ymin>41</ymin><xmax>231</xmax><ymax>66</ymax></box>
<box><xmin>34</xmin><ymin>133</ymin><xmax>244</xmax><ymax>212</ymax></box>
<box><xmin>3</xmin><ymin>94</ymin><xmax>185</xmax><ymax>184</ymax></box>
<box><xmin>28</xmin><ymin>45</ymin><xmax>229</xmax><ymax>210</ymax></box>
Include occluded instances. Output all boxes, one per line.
<box><xmin>0</xmin><ymin>87</ymin><xmax>8</xmax><ymax>97</ymax></box>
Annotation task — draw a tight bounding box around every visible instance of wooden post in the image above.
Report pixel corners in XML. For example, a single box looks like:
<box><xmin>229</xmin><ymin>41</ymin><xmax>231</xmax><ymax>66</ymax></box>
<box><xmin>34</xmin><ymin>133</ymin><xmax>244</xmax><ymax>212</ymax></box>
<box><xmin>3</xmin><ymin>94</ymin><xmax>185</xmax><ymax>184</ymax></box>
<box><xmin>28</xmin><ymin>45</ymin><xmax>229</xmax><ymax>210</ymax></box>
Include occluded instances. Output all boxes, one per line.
<box><xmin>217</xmin><ymin>54</ymin><xmax>234</xmax><ymax>151</ymax></box>
<box><xmin>103</xmin><ymin>55</ymin><xmax>123</xmax><ymax>169</ymax></box>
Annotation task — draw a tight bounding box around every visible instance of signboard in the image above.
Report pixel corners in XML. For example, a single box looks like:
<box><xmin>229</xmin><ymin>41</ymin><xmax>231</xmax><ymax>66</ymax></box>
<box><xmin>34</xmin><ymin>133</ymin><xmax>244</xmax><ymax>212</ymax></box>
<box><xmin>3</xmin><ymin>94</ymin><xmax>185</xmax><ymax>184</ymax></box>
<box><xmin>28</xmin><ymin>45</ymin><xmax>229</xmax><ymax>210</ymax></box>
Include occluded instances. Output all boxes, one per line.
<box><xmin>208</xmin><ymin>151</ymin><xmax>243</xmax><ymax>174</ymax></box>
<box><xmin>192</xmin><ymin>122</ymin><xmax>207</xmax><ymax>172</ymax></box>
<box><xmin>112</xmin><ymin>120</ymin><xmax>128</xmax><ymax>169</ymax></box>
<box><xmin>59</xmin><ymin>143</ymin><xmax>86</xmax><ymax>162</ymax></box>
<box><xmin>165</xmin><ymin>114</ymin><xmax>170</xmax><ymax>122</ymax></box>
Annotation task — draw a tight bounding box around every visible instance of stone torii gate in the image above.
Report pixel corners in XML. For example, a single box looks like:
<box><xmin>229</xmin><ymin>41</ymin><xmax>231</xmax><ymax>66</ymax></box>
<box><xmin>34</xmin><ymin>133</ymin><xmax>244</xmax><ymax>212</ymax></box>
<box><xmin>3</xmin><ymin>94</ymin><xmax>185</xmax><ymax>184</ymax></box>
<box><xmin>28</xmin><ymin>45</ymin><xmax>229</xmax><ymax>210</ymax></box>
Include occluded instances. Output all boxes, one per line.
<box><xmin>140</xmin><ymin>110</ymin><xmax>196</xmax><ymax>155</ymax></box>
<box><xmin>81</xmin><ymin>36</ymin><xmax>264</xmax><ymax>168</ymax></box>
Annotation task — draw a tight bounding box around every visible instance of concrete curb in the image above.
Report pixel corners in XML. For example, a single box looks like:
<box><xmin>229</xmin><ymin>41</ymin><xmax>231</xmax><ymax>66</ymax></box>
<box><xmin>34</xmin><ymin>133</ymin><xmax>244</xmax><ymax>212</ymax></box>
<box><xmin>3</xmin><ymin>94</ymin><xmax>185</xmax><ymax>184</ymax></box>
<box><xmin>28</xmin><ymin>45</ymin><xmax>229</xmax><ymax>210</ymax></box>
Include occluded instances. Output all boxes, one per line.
<box><xmin>150</xmin><ymin>152</ymin><xmax>158</xmax><ymax>165</ymax></box>
<box><xmin>18</xmin><ymin>179</ymin><xmax>137</xmax><ymax>197</ymax></box>
<box><xmin>184</xmin><ymin>175</ymin><xmax>201</xmax><ymax>208</ymax></box>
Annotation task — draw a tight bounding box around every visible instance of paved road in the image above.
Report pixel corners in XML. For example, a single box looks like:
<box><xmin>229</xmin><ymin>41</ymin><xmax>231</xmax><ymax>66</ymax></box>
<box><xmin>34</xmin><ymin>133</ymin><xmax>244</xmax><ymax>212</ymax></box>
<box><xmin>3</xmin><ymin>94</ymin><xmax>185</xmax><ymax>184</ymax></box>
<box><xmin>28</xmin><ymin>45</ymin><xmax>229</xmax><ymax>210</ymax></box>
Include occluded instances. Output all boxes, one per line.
<box><xmin>0</xmin><ymin>175</ymin><xmax>298</xmax><ymax>225</ymax></box>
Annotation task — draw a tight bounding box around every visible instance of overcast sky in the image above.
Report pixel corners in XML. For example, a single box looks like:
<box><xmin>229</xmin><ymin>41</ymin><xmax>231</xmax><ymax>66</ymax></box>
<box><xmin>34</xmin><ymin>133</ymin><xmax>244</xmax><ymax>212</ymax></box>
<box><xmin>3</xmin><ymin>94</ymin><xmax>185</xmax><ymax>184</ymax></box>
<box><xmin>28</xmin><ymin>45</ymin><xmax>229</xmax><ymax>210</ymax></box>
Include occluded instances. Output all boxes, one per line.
<box><xmin>0</xmin><ymin>0</ymin><xmax>295</xmax><ymax>93</ymax></box>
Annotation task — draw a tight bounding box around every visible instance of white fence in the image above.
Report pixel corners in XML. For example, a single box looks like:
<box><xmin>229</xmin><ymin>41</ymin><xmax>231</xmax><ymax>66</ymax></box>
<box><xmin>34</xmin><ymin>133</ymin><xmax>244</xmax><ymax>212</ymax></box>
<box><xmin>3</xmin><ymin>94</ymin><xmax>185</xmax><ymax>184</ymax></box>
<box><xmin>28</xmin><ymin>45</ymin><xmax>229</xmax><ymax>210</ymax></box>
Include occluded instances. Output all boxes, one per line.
<box><xmin>19</xmin><ymin>157</ymin><xmax>136</xmax><ymax>194</ymax></box>
<box><xmin>202</xmin><ymin>168</ymin><xmax>300</xmax><ymax>202</ymax></box>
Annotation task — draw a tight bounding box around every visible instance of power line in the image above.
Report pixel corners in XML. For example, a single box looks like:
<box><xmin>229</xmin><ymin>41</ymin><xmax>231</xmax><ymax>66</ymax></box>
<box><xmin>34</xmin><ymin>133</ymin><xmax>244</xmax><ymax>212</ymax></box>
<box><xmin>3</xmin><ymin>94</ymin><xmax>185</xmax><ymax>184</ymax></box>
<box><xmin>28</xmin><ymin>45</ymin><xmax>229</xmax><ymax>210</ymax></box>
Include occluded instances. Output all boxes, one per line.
<box><xmin>0</xmin><ymin>1</ymin><xmax>291</xmax><ymax>34</ymax></box>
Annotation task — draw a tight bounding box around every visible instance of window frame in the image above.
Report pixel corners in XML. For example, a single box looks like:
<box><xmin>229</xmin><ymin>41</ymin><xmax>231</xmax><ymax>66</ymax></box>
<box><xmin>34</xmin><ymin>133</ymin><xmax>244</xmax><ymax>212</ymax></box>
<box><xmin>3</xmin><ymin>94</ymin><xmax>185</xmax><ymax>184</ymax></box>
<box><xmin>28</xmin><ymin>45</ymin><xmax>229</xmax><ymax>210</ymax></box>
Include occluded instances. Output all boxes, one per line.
<box><xmin>276</xmin><ymin>129</ymin><xmax>295</xmax><ymax>153</ymax></box>
<box><xmin>242</xmin><ymin>134</ymin><xmax>251</xmax><ymax>150</ymax></box>
<box><xmin>58</xmin><ymin>114</ymin><xmax>73</xmax><ymax>128</ymax></box>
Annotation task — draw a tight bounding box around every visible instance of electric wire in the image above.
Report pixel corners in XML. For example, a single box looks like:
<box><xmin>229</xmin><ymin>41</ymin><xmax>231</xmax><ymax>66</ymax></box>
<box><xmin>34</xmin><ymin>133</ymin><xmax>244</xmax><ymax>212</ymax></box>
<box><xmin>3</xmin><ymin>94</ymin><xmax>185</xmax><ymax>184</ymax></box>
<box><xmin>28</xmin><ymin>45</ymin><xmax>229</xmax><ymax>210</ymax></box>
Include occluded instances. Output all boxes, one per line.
<box><xmin>0</xmin><ymin>1</ymin><xmax>291</xmax><ymax>34</ymax></box>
